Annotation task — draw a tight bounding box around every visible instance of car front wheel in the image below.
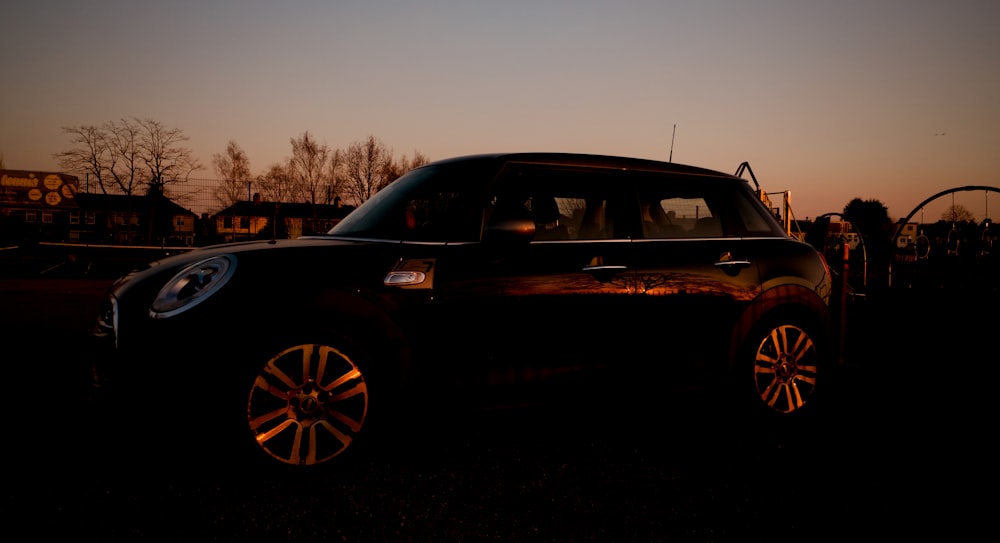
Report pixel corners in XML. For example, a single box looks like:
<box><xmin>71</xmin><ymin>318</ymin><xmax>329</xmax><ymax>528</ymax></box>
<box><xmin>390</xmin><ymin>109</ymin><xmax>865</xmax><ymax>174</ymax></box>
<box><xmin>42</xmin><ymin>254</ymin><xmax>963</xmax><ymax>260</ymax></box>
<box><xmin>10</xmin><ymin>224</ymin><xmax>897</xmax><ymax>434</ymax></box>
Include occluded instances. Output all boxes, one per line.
<box><xmin>246</xmin><ymin>342</ymin><xmax>369</xmax><ymax>466</ymax></box>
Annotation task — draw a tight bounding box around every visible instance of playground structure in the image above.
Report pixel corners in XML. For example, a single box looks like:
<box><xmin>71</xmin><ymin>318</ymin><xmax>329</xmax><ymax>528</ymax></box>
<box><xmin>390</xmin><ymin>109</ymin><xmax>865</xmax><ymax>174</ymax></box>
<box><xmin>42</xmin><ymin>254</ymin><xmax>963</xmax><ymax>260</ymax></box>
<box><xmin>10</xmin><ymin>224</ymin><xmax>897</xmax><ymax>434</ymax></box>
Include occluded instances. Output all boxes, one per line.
<box><xmin>888</xmin><ymin>186</ymin><xmax>998</xmax><ymax>290</ymax></box>
<box><xmin>800</xmin><ymin>186</ymin><xmax>999</xmax><ymax>295</ymax></box>
<box><xmin>744</xmin><ymin>175</ymin><xmax>999</xmax><ymax>297</ymax></box>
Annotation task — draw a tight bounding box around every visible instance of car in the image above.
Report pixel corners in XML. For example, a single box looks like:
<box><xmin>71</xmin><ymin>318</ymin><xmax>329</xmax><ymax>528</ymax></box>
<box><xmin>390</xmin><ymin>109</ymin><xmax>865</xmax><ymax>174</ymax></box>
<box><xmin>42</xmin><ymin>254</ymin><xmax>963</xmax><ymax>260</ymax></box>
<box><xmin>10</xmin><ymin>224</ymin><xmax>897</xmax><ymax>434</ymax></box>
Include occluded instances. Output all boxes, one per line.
<box><xmin>89</xmin><ymin>152</ymin><xmax>833</xmax><ymax>468</ymax></box>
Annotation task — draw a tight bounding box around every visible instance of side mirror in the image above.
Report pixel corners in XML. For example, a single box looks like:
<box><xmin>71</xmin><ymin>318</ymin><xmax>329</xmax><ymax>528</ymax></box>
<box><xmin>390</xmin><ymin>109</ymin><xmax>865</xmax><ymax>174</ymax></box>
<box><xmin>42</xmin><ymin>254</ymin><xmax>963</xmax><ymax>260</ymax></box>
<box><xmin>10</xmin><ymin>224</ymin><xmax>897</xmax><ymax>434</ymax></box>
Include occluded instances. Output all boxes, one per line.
<box><xmin>483</xmin><ymin>218</ymin><xmax>535</xmax><ymax>243</ymax></box>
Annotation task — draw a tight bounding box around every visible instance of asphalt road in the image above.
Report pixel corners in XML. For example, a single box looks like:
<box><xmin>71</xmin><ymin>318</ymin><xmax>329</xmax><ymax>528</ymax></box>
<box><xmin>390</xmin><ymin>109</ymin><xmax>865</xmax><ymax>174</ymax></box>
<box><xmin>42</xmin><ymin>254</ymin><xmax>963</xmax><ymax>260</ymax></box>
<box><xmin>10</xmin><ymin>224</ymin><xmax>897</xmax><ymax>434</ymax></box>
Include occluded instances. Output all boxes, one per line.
<box><xmin>2</xmin><ymin>278</ymin><xmax>992</xmax><ymax>541</ymax></box>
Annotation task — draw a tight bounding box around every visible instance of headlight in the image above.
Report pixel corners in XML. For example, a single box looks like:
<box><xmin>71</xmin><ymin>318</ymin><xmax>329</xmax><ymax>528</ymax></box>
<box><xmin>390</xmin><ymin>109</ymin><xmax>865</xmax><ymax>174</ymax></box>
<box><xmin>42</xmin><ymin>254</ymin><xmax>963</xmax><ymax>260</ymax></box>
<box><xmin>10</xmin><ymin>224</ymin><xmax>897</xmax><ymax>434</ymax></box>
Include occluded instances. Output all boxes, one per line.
<box><xmin>150</xmin><ymin>255</ymin><xmax>236</xmax><ymax>319</ymax></box>
<box><xmin>94</xmin><ymin>294</ymin><xmax>119</xmax><ymax>346</ymax></box>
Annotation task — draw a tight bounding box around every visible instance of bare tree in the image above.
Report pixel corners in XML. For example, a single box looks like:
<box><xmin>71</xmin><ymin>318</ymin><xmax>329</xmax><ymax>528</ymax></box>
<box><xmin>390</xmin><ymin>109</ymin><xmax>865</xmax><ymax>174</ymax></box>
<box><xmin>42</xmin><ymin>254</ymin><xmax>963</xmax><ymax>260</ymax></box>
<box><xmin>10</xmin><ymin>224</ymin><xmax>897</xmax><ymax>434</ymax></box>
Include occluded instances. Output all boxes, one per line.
<box><xmin>288</xmin><ymin>131</ymin><xmax>332</xmax><ymax>216</ymax></box>
<box><xmin>103</xmin><ymin>118</ymin><xmax>144</xmax><ymax>196</ymax></box>
<box><xmin>55</xmin><ymin>120</ymin><xmax>144</xmax><ymax>241</ymax></box>
<box><xmin>56</xmin><ymin>118</ymin><xmax>201</xmax><ymax>244</ymax></box>
<box><xmin>212</xmin><ymin>140</ymin><xmax>251</xmax><ymax>209</ymax></box>
<box><xmin>136</xmin><ymin>118</ymin><xmax>202</xmax><ymax>196</ymax></box>
<box><xmin>257</xmin><ymin>163</ymin><xmax>293</xmax><ymax>204</ymax></box>
<box><xmin>409</xmin><ymin>150</ymin><xmax>431</xmax><ymax>170</ymax></box>
<box><xmin>137</xmin><ymin>118</ymin><xmax>200</xmax><ymax>243</ymax></box>
<box><xmin>55</xmin><ymin>125</ymin><xmax>111</xmax><ymax>193</ymax></box>
<box><xmin>385</xmin><ymin>150</ymin><xmax>430</xmax><ymax>182</ymax></box>
<box><xmin>257</xmin><ymin>162</ymin><xmax>294</xmax><ymax>239</ymax></box>
<box><xmin>942</xmin><ymin>204</ymin><xmax>975</xmax><ymax>223</ymax></box>
<box><xmin>342</xmin><ymin>135</ymin><xmax>395</xmax><ymax>205</ymax></box>
<box><xmin>327</xmin><ymin>148</ymin><xmax>345</xmax><ymax>205</ymax></box>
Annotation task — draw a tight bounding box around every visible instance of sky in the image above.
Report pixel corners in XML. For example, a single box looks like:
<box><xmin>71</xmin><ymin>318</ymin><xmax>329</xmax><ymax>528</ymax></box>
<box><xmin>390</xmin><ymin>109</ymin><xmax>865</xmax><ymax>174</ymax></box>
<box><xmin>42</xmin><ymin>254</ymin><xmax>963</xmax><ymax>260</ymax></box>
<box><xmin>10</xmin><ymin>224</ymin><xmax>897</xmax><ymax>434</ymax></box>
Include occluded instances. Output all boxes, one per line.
<box><xmin>2</xmin><ymin>0</ymin><xmax>999</xmax><ymax>222</ymax></box>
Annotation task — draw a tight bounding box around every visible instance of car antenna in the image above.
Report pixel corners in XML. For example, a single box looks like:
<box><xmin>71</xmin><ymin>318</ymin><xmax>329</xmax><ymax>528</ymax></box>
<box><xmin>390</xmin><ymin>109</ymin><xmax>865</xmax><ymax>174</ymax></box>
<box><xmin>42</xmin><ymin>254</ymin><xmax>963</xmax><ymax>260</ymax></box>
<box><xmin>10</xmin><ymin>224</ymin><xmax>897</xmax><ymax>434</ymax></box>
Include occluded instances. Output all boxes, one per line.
<box><xmin>669</xmin><ymin>124</ymin><xmax>676</xmax><ymax>162</ymax></box>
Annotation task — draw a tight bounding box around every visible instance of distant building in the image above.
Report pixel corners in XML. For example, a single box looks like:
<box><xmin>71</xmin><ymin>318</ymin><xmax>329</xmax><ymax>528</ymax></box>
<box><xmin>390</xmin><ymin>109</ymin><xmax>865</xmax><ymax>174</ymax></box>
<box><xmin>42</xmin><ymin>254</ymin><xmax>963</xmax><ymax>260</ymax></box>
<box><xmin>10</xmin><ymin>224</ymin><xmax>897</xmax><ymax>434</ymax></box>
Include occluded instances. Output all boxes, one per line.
<box><xmin>0</xmin><ymin>169</ymin><xmax>81</xmax><ymax>244</ymax></box>
<box><xmin>895</xmin><ymin>222</ymin><xmax>919</xmax><ymax>249</ymax></box>
<box><xmin>74</xmin><ymin>193</ymin><xmax>200</xmax><ymax>246</ymax></box>
<box><xmin>212</xmin><ymin>194</ymin><xmax>355</xmax><ymax>242</ymax></box>
<box><xmin>1</xmin><ymin>169</ymin><xmax>205</xmax><ymax>247</ymax></box>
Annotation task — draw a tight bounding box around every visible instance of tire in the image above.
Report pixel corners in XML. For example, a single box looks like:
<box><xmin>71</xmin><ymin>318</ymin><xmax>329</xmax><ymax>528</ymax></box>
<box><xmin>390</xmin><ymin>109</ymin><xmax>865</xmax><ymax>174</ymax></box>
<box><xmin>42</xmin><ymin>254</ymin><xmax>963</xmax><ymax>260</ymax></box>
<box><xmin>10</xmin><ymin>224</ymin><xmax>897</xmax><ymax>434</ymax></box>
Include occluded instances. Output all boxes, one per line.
<box><xmin>123</xmin><ymin>325</ymin><xmax>400</xmax><ymax>476</ymax></box>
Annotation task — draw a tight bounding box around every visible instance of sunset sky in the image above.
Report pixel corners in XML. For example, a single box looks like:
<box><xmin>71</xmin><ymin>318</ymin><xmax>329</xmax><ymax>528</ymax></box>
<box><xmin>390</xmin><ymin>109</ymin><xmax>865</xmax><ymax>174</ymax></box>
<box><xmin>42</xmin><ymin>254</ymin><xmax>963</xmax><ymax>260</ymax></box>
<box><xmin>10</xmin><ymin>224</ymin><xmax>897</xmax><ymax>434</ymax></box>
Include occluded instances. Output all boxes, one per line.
<box><xmin>2</xmin><ymin>0</ymin><xmax>998</xmax><ymax>222</ymax></box>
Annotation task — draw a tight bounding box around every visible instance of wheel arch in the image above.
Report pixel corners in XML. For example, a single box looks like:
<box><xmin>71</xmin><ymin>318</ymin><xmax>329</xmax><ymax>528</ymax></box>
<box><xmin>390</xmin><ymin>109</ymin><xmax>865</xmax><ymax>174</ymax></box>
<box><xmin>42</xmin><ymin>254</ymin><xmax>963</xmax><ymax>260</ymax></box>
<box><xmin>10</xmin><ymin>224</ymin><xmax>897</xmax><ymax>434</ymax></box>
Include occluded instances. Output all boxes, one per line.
<box><xmin>237</xmin><ymin>287</ymin><xmax>415</xmax><ymax>389</ymax></box>
<box><xmin>300</xmin><ymin>288</ymin><xmax>414</xmax><ymax>386</ymax></box>
<box><xmin>727</xmin><ymin>283</ymin><xmax>832</xmax><ymax>370</ymax></box>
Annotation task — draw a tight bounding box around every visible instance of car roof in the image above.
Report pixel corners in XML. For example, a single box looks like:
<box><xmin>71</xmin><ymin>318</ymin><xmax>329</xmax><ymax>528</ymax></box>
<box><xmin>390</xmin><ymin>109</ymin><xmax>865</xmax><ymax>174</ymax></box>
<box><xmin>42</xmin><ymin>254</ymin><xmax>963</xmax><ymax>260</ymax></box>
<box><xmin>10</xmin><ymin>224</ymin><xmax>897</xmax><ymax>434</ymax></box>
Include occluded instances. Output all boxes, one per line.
<box><xmin>426</xmin><ymin>152</ymin><xmax>743</xmax><ymax>180</ymax></box>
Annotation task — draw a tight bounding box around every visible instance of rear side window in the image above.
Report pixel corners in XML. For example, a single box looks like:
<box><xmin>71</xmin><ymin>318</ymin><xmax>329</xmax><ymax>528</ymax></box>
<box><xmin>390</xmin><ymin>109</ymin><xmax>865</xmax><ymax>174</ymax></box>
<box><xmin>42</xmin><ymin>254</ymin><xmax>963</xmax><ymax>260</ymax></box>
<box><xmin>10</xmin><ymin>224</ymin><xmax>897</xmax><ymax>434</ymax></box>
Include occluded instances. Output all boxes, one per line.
<box><xmin>642</xmin><ymin>196</ymin><xmax>721</xmax><ymax>238</ymax></box>
<box><xmin>635</xmin><ymin>173</ymin><xmax>786</xmax><ymax>239</ymax></box>
<box><xmin>636</xmin><ymin>173</ymin><xmax>731</xmax><ymax>239</ymax></box>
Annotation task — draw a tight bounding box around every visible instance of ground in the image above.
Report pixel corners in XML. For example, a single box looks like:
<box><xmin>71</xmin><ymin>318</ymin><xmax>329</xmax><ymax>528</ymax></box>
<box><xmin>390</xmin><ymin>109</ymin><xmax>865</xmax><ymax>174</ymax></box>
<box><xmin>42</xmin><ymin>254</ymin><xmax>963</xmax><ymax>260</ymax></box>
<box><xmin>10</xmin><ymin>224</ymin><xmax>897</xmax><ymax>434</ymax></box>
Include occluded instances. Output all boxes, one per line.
<box><xmin>2</xmin><ymin>278</ymin><xmax>992</xmax><ymax>541</ymax></box>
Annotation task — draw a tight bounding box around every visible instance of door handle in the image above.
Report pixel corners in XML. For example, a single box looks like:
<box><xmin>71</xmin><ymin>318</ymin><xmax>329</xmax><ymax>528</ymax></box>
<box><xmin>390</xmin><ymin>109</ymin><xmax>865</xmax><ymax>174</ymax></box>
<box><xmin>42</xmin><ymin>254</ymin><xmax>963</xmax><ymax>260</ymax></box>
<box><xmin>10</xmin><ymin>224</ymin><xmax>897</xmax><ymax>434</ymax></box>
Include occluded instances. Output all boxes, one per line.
<box><xmin>714</xmin><ymin>251</ymin><xmax>751</xmax><ymax>275</ymax></box>
<box><xmin>713</xmin><ymin>260</ymin><xmax>751</xmax><ymax>269</ymax></box>
<box><xmin>582</xmin><ymin>264</ymin><xmax>629</xmax><ymax>273</ymax></box>
<box><xmin>582</xmin><ymin>264</ymin><xmax>628</xmax><ymax>282</ymax></box>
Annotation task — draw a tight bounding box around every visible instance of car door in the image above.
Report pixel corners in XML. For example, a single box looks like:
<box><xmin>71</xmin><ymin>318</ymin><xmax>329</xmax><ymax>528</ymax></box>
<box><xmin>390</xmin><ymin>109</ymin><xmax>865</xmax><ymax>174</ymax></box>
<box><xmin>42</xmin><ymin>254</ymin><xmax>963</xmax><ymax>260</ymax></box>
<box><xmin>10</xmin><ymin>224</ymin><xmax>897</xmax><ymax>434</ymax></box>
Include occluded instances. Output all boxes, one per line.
<box><xmin>422</xmin><ymin>163</ymin><xmax>637</xmax><ymax>397</ymax></box>
<box><xmin>627</xmin><ymin>173</ymin><xmax>763</xmax><ymax>372</ymax></box>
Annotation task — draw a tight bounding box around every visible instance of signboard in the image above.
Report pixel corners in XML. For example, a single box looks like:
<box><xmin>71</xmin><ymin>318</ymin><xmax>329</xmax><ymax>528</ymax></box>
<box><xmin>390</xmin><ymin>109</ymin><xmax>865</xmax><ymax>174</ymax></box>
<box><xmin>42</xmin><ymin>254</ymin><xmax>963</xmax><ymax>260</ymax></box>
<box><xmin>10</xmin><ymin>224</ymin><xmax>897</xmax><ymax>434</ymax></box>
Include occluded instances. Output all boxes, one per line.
<box><xmin>0</xmin><ymin>170</ymin><xmax>80</xmax><ymax>209</ymax></box>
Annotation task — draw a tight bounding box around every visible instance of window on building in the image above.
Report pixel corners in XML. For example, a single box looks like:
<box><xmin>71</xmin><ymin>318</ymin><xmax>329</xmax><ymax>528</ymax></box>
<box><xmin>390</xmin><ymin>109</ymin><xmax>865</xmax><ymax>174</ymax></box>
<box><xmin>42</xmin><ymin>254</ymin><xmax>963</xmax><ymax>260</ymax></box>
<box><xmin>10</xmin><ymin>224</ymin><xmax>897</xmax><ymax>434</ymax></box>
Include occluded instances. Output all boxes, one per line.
<box><xmin>70</xmin><ymin>212</ymin><xmax>80</xmax><ymax>225</ymax></box>
<box><xmin>42</xmin><ymin>212</ymin><xmax>53</xmax><ymax>224</ymax></box>
<box><xmin>86</xmin><ymin>212</ymin><xmax>96</xmax><ymax>225</ymax></box>
<box><xmin>26</xmin><ymin>211</ymin><xmax>37</xmax><ymax>223</ymax></box>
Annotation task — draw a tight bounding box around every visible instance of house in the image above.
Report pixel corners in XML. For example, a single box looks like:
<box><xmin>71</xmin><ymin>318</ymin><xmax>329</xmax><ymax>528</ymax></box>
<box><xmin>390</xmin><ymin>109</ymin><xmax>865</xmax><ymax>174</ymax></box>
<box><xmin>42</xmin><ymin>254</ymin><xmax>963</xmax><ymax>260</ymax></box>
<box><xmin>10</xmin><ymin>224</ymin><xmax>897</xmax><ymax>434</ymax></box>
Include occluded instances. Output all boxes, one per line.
<box><xmin>894</xmin><ymin>222</ymin><xmax>919</xmax><ymax>249</ymax></box>
<box><xmin>73</xmin><ymin>192</ymin><xmax>199</xmax><ymax>246</ymax></box>
<box><xmin>1</xmin><ymin>169</ymin><xmax>205</xmax><ymax>247</ymax></box>
<box><xmin>212</xmin><ymin>194</ymin><xmax>355</xmax><ymax>242</ymax></box>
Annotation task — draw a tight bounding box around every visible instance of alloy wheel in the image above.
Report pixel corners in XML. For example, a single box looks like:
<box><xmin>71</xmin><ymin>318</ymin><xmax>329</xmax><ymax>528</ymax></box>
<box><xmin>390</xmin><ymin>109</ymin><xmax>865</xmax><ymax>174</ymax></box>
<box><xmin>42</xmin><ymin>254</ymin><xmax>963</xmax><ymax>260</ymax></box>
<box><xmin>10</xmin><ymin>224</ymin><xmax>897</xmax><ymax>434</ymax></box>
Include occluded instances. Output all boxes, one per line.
<box><xmin>247</xmin><ymin>343</ymin><xmax>368</xmax><ymax>466</ymax></box>
<box><xmin>752</xmin><ymin>324</ymin><xmax>819</xmax><ymax>414</ymax></box>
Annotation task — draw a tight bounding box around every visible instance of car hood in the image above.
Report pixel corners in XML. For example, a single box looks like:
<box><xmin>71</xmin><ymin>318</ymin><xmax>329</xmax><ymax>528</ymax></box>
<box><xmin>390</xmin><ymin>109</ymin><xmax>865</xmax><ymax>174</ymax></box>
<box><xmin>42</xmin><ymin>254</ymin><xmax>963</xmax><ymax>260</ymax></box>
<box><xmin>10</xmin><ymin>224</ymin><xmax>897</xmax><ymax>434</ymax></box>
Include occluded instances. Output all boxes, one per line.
<box><xmin>107</xmin><ymin>237</ymin><xmax>379</xmax><ymax>296</ymax></box>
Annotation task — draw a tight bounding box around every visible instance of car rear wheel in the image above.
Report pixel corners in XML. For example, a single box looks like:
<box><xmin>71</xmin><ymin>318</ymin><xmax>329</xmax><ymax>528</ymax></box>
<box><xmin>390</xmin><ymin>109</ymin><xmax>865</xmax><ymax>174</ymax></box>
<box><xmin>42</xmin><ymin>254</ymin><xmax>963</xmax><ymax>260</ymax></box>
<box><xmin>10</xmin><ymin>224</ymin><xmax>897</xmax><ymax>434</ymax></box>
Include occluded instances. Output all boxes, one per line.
<box><xmin>746</xmin><ymin>321</ymin><xmax>823</xmax><ymax>416</ymax></box>
<box><xmin>246</xmin><ymin>342</ymin><xmax>369</xmax><ymax>467</ymax></box>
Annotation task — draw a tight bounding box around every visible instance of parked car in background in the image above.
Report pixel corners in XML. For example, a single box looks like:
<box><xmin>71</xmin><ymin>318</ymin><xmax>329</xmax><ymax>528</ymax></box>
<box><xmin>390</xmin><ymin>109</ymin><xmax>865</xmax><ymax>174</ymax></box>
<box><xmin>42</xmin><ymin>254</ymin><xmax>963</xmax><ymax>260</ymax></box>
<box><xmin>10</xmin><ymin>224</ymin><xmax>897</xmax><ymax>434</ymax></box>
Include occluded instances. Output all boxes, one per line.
<box><xmin>90</xmin><ymin>153</ymin><xmax>833</xmax><ymax>468</ymax></box>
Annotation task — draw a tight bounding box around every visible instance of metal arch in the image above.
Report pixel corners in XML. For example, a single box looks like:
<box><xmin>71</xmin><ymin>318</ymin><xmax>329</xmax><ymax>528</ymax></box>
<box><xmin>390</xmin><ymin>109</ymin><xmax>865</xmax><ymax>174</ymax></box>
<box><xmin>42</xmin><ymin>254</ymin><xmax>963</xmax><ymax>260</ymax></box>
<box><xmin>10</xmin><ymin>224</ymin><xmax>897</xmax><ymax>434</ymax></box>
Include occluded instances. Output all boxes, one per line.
<box><xmin>888</xmin><ymin>185</ymin><xmax>1000</xmax><ymax>288</ymax></box>
<box><xmin>890</xmin><ymin>186</ymin><xmax>1000</xmax><ymax>243</ymax></box>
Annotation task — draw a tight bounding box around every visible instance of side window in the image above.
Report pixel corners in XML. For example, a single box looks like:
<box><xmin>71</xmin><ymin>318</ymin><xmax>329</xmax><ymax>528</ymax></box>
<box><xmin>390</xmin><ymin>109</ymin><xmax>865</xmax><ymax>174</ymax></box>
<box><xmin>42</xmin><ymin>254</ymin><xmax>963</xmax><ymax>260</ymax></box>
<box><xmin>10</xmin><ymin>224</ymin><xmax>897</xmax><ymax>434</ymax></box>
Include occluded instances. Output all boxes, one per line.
<box><xmin>643</xmin><ymin>197</ymin><xmax>719</xmax><ymax>238</ymax></box>
<box><xmin>527</xmin><ymin>195</ymin><xmax>587</xmax><ymax>240</ymax></box>
<box><xmin>402</xmin><ymin>191</ymin><xmax>473</xmax><ymax>241</ymax></box>
<box><xmin>489</xmin><ymin>165</ymin><xmax>625</xmax><ymax>241</ymax></box>
<box><xmin>637</xmin><ymin>174</ymin><xmax>729</xmax><ymax>239</ymax></box>
<box><xmin>330</xmin><ymin>164</ymin><xmax>488</xmax><ymax>242</ymax></box>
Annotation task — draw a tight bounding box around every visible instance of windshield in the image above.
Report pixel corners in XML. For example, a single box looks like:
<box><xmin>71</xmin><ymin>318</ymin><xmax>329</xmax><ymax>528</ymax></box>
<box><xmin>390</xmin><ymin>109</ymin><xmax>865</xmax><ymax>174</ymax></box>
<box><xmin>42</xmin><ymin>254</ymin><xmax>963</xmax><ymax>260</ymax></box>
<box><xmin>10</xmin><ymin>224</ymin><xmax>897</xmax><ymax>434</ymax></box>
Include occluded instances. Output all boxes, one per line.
<box><xmin>328</xmin><ymin>160</ymin><xmax>494</xmax><ymax>242</ymax></box>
